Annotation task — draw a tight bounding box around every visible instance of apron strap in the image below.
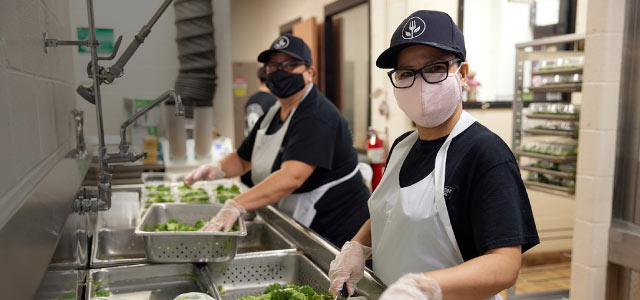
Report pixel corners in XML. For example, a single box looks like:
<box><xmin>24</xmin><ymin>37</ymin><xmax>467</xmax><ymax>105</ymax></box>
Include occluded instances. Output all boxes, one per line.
<box><xmin>434</xmin><ymin>111</ymin><xmax>477</xmax><ymax>262</ymax></box>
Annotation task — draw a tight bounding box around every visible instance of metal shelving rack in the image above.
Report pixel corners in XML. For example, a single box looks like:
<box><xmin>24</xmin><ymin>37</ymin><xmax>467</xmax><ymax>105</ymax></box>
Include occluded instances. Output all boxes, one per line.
<box><xmin>512</xmin><ymin>33</ymin><xmax>585</xmax><ymax>197</ymax></box>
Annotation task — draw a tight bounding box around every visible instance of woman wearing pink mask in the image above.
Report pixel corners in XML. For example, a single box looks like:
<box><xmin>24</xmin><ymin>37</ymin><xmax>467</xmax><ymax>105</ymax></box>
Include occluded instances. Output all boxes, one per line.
<box><xmin>328</xmin><ymin>10</ymin><xmax>539</xmax><ymax>300</ymax></box>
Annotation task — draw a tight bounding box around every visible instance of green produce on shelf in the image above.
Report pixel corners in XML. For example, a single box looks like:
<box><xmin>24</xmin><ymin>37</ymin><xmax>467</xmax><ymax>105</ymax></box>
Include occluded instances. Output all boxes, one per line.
<box><xmin>94</xmin><ymin>289</ymin><xmax>112</xmax><ymax>297</ymax></box>
<box><xmin>521</xmin><ymin>143</ymin><xmax>577</xmax><ymax>157</ymax></box>
<box><xmin>530</xmin><ymin>111</ymin><xmax>579</xmax><ymax>116</ymax></box>
<box><xmin>237</xmin><ymin>283</ymin><xmax>333</xmax><ymax>300</ymax></box>
<box><xmin>527</xmin><ymin>173</ymin><xmax>575</xmax><ymax>188</ymax></box>
<box><xmin>531</xmin><ymin>125</ymin><xmax>578</xmax><ymax>132</ymax></box>
<box><xmin>540</xmin><ymin>81</ymin><xmax>580</xmax><ymax>86</ymax></box>
<box><xmin>152</xmin><ymin>219</ymin><xmax>206</xmax><ymax>232</ymax></box>
<box><xmin>215</xmin><ymin>184</ymin><xmax>241</xmax><ymax>203</ymax></box>
<box><xmin>537</xmin><ymin>65</ymin><xmax>583</xmax><ymax>71</ymax></box>
<box><xmin>55</xmin><ymin>292</ymin><xmax>75</xmax><ymax>300</ymax></box>
<box><xmin>178</xmin><ymin>183</ymin><xmax>210</xmax><ymax>203</ymax></box>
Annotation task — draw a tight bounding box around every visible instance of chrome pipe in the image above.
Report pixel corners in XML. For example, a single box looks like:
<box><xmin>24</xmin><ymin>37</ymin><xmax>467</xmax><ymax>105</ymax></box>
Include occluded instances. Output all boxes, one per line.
<box><xmin>86</xmin><ymin>0</ymin><xmax>107</xmax><ymax>171</ymax></box>
<box><xmin>119</xmin><ymin>89</ymin><xmax>184</xmax><ymax>152</ymax></box>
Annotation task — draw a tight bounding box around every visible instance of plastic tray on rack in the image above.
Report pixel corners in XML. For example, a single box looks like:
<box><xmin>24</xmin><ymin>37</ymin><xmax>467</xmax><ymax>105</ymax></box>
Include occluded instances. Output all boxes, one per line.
<box><xmin>514</xmin><ymin>150</ymin><xmax>577</xmax><ymax>163</ymax></box>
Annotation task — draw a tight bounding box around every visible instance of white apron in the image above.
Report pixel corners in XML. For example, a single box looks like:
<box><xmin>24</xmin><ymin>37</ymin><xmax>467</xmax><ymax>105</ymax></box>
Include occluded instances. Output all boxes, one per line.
<box><xmin>250</xmin><ymin>85</ymin><xmax>359</xmax><ymax>227</ymax></box>
<box><xmin>369</xmin><ymin>111</ymin><xmax>501</xmax><ymax>300</ymax></box>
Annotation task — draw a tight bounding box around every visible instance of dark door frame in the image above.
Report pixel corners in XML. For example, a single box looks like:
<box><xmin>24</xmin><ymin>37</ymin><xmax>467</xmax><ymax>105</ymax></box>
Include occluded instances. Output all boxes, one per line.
<box><xmin>323</xmin><ymin>0</ymin><xmax>371</xmax><ymax>126</ymax></box>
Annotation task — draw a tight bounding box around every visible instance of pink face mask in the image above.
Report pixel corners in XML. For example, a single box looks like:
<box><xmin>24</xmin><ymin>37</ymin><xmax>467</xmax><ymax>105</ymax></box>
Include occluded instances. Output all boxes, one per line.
<box><xmin>393</xmin><ymin>66</ymin><xmax>463</xmax><ymax>128</ymax></box>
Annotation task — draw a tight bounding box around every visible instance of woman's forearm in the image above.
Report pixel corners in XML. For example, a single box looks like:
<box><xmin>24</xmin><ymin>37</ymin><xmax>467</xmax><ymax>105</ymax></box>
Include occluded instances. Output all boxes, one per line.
<box><xmin>234</xmin><ymin>160</ymin><xmax>315</xmax><ymax>211</ymax></box>
<box><xmin>425</xmin><ymin>246</ymin><xmax>521</xmax><ymax>300</ymax></box>
<box><xmin>351</xmin><ymin>219</ymin><xmax>372</xmax><ymax>248</ymax></box>
<box><xmin>219</xmin><ymin>152</ymin><xmax>251</xmax><ymax>178</ymax></box>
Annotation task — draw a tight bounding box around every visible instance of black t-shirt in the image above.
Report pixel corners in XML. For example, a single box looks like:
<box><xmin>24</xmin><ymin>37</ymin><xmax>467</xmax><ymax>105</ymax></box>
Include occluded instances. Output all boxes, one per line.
<box><xmin>237</xmin><ymin>86</ymin><xmax>370</xmax><ymax>247</ymax></box>
<box><xmin>244</xmin><ymin>91</ymin><xmax>277</xmax><ymax>136</ymax></box>
<box><xmin>386</xmin><ymin>122</ymin><xmax>539</xmax><ymax>261</ymax></box>
<box><xmin>241</xmin><ymin>91</ymin><xmax>277</xmax><ymax>187</ymax></box>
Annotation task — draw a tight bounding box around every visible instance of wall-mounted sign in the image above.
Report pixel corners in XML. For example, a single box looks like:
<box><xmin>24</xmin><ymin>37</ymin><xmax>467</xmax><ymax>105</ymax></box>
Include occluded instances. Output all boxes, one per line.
<box><xmin>233</xmin><ymin>76</ymin><xmax>249</xmax><ymax>98</ymax></box>
<box><xmin>76</xmin><ymin>27</ymin><xmax>114</xmax><ymax>54</ymax></box>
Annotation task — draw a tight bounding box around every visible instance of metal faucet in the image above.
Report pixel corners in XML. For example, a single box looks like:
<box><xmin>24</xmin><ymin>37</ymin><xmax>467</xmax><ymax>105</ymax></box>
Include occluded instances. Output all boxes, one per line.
<box><xmin>44</xmin><ymin>0</ymin><xmax>178</xmax><ymax>214</ymax></box>
<box><xmin>107</xmin><ymin>90</ymin><xmax>184</xmax><ymax>166</ymax></box>
<box><xmin>66</xmin><ymin>110</ymin><xmax>88</xmax><ymax>159</ymax></box>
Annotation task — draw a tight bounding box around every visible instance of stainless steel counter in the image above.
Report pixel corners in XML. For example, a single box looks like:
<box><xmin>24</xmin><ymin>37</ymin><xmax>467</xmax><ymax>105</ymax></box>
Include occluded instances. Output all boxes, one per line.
<box><xmin>35</xmin><ymin>183</ymin><xmax>385</xmax><ymax>300</ymax></box>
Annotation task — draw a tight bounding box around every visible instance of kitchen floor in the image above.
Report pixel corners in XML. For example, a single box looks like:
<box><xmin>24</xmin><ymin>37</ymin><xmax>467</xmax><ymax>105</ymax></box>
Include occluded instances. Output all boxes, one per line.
<box><xmin>514</xmin><ymin>262</ymin><xmax>571</xmax><ymax>293</ymax></box>
<box><xmin>500</xmin><ymin>251</ymin><xmax>572</xmax><ymax>299</ymax></box>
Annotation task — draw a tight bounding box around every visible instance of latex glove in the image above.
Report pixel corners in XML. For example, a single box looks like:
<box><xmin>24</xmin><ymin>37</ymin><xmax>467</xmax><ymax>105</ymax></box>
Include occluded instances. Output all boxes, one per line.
<box><xmin>184</xmin><ymin>161</ymin><xmax>225</xmax><ymax>186</ymax></box>
<box><xmin>328</xmin><ymin>241</ymin><xmax>372</xmax><ymax>296</ymax></box>
<box><xmin>378</xmin><ymin>273</ymin><xmax>442</xmax><ymax>300</ymax></box>
<box><xmin>199</xmin><ymin>199</ymin><xmax>246</xmax><ymax>232</ymax></box>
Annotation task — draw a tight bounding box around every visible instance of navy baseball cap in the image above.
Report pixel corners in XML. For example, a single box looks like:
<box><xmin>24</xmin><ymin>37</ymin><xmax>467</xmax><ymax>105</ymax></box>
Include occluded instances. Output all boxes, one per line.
<box><xmin>376</xmin><ymin>10</ymin><xmax>466</xmax><ymax>69</ymax></box>
<box><xmin>258</xmin><ymin>34</ymin><xmax>313</xmax><ymax>66</ymax></box>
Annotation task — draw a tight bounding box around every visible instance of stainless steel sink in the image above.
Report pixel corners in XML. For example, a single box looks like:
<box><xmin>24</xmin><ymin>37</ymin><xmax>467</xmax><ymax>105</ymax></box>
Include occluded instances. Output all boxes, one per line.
<box><xmin>91</xmin><ymin>227</ymin><xmax>146</xmax><ymax>268</ymax></box>
<box><xmin>91</xmin><ymin>188</ymin><xmax>146</xmax><ymax>268</ymax></box>
<box><xmin>204</xmin><ymin>251</ymin><xmax>332</xmax><ymax>300</ymax></box>
<box><xmin>49</xmin><ymin>213</ymin><xmax>90</xmax><ymax>270</ymax></box>
<box><xmin>237</xmin><ymin>221</ymin><xmax>296</xmax><ymax>254</ymax></box>
<box><xmin>87</xmin><ymin>263</ymin><xmax>216</xmax><ymax>300</ymax></box>
<box><xmin>35</xmin><ymin>269</ymin><xmax>86</xmax><ymax>300</ymax></box>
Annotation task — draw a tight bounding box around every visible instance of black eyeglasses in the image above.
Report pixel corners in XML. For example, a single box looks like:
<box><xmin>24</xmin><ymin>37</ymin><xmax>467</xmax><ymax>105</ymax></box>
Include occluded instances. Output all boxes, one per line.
<box><xmin>265</xmin><ymin>60</ymin><xmax>308</xmax><ymax>73</ymax></box>
<box><xmin>387</xmin><ymin>58</ymin><xmax>461</xmax><ymax>88</ymax></box>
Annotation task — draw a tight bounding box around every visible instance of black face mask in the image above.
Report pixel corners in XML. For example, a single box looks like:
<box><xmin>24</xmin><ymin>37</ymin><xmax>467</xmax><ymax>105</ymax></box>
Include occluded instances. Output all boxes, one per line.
<box><xmin>266</xmin><ymin>70</ymin><xmax>306</xmax><ymax>98</ymax></box>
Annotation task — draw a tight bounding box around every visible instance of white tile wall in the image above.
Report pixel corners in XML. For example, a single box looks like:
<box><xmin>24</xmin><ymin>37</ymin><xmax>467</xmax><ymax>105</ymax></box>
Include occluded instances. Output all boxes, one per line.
<box><xmin>36</xmin><ymin>82</ymin><xmax>57</xmax><ymax>160</ymax></box>
<box><xmin>52</xmin><ymin>83</ymin><xmax>75</xmax><ymax>147</ymax></box>
<box><xmin>570</xmin><ymin>263</ymin><xmax>607</xmax><ymax>300</ymax></box>
<box><xmin>0</xmin><ymin>0</ymin><xmax>76</xmax><ymax>201</ymax></box>
<box><xmin>576</xmin><ymin>129</ymin><xmax>617</xmax><ymax>177</ymax></box>
<box><xmin>571</xmin><ymin>219</ymin><xmax>610</xmax><ymax>267</ymax></box>
<box><xmin>585</xmin><ymin>0</ymin><xmax>626</xmax><ymax>35</ymax></box>
<box><xmin>571</xmin><ymin>0</ymin><xmax>627</xmax><ymax>297</ymax></box>
<box><xmin>0</xmin><ymin>69</ymin><xmax>15</xmax><ymax>196</ymax></box>
<box><xmin>582</xmin><ymin>33</ymin><xmax>624</xmax><ymax>83</ymax></box>
<box><xmin>580</xmin><ymin>82</ymin><xmax>620</xmax><ymax>131</ymax></box>
<box><xmin>574</xmin><ymin>175</ymin><xmax>614</xmax><ymax>223</ymax></box>
<box><xmin>6</xmin><ymin>72</ymin><xmax>42</xmax><ymax>180</ymax></box>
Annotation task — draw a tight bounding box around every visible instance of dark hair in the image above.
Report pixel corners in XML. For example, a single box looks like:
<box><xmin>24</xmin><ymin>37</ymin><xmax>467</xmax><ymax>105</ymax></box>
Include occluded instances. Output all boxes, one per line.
<box><xmin>257</xmin><ymin>66</ymin><xmax>268</xmax><ymax>83</ymax></box>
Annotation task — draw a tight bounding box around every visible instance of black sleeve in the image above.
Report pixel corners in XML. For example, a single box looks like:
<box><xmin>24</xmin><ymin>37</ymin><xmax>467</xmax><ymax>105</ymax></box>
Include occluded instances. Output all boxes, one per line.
<box><xmin>237</xmin><ymin>114</ymin><xmax>265</xmax><ymax>161</ymax></box>
<box><xmin>280</xmin><ymin>118</ymin><xmax>335</xmax><ymax>169</ymax></box>
<box><xmin>470</xmin><ymin>160</ymin><xmax>540</xmax><ymax>254</ymax></box>
<box><xmin>385</xmin><ymin>131</ymin><xmax>413</xmax><ymax>169</ymax></box>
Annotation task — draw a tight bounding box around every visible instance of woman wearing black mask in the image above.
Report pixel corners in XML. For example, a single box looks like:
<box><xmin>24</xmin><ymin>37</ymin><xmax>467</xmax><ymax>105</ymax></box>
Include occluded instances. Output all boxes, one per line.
<box><xmin>184</xmin><ymin>34</ymin><xmax>371</xmax><ymax>248</ymax></box>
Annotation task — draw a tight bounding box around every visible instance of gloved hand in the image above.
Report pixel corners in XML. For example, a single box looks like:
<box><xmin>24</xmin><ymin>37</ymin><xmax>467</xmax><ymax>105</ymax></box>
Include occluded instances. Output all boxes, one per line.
<box><xmin>184</xmin><ymin>161</ymin><xmax>225</xmax><ymax>186</ymax></box>
<box><xmin>378</xmin><ymin>273</ymin><xmax>442</xmax><ymax>300</ymax></box>
<box><xmin>328</xmin><ymin>241</ymin><xmax>373</xmax><ymax>296</ymax></box>
<box><xmin>199</xmin><ymin>199</ymin><xmax>246</xmax><ymax>232</ymax></box>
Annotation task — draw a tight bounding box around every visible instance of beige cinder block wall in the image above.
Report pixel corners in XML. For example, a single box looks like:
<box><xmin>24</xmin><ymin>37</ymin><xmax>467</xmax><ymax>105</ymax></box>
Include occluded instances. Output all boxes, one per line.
<box><xmin>569</xmin><ymin>0</ymin><xmax>626</xmax><ymax>298</ymax></box>
<box><xmin>0</xmin><ymin>0</ymin><xmax>76</xmax><ymax>224</ymax></box>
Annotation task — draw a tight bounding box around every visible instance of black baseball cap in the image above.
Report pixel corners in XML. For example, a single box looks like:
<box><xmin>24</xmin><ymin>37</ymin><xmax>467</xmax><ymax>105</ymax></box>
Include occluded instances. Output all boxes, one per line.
<box><xmin>258</xmin><ymin>34</ymin><xmax>313</xmax><ymax>66</ymax></box>
<box><xmin>376</xmin><ymin>10</ymin><xmax>466</xmax><ymax>69</ymax></box>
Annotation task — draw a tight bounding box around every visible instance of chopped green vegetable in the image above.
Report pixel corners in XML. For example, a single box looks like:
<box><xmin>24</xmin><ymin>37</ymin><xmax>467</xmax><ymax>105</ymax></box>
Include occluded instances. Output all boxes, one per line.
<box><xmin>218</xmin><ymin>285</ymin><xmax>225</xmax><ymax>296</ymax></box>
<box><xmin>178</xmin><ymin>183</ymin><xmax>210</xmax><ymax>203</ymax></box>
<box><xmin>144</xmin><ymin>184</ymin><xmax>174</xmax><ymax>207</ymax></box>
<box><xmin>215</xmin><ymin>184</ymin><xmax>241</xmax><ymax>203</ymax></box>
<box><xmin>146</xmin><ymin>184</ymin><xmax>171</xmax><ymax>192</ymax></box>
<box><xmin>152</xmin><ymin>219</ymin><xmax>207</xmax><ymax>232</ymax></box>
<box><xmin>94</xmin><ymin>289</ymin><xmax>111</xmax><ymax>297</ymax></box>
<box><xmin>237</xmin><ymin>283</ymin><xmax>332</xmax><ymax>300</ymax></box>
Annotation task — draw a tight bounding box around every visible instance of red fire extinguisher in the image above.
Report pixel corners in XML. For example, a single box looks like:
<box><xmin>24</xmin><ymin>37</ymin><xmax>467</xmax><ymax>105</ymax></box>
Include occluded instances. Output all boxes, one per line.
<box><xmin>367</xmin><ymin>127</ymin><xmax>385</xmax><ymax>191</ymax></box>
